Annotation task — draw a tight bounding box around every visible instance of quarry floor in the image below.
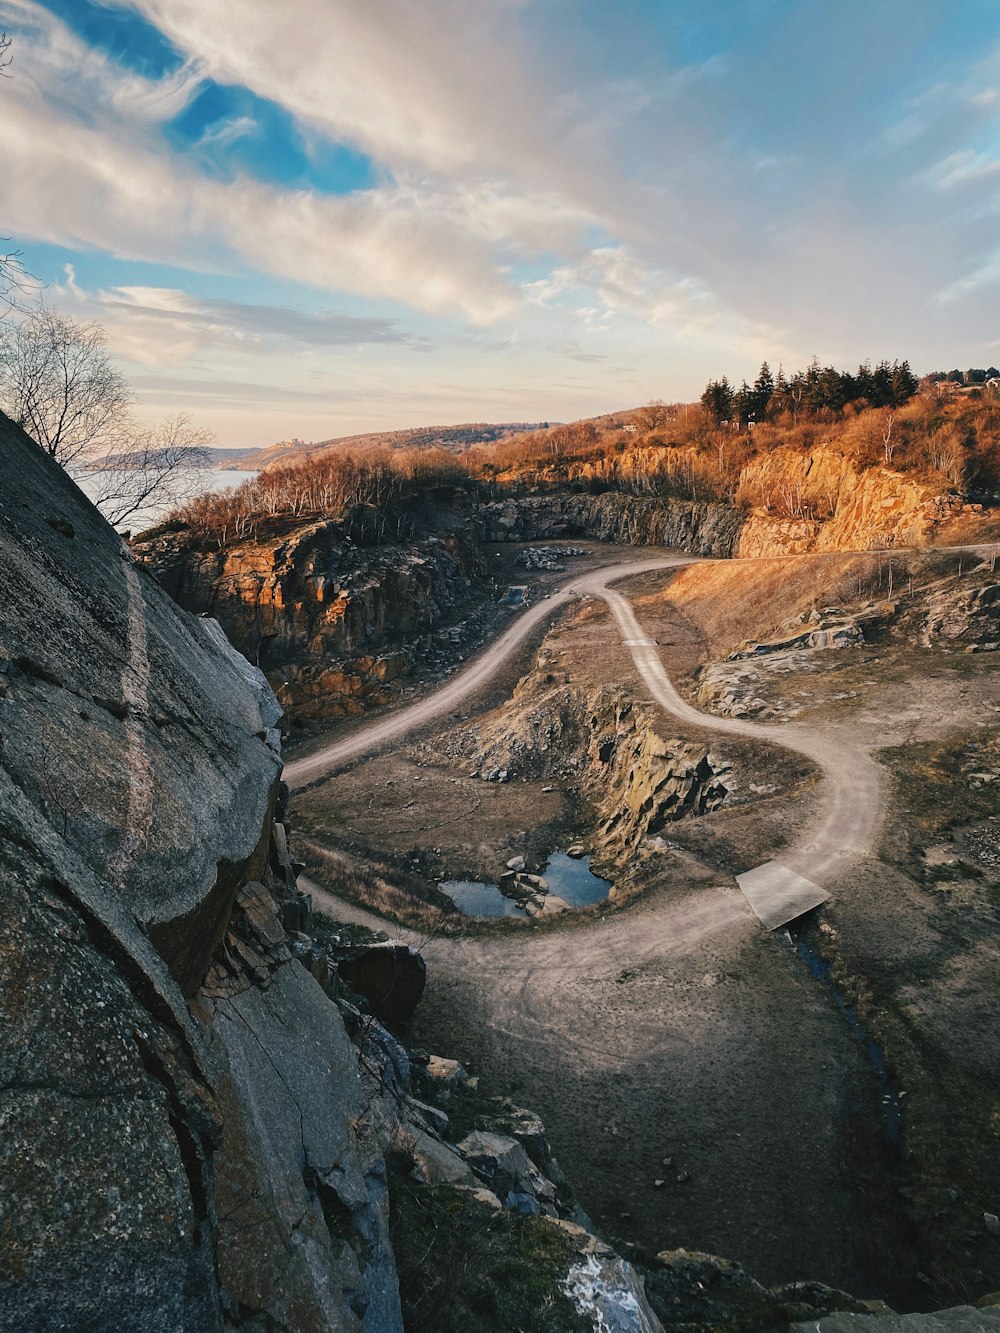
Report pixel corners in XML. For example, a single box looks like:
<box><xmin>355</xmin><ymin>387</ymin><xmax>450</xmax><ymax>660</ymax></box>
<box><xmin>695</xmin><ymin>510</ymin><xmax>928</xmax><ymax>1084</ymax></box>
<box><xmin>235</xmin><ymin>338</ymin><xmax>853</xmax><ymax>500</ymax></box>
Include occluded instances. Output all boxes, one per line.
<box><xmin>291</xmin><ymin>543</ymin><xmax>1000</xmax><ymax>1312</ymax></box>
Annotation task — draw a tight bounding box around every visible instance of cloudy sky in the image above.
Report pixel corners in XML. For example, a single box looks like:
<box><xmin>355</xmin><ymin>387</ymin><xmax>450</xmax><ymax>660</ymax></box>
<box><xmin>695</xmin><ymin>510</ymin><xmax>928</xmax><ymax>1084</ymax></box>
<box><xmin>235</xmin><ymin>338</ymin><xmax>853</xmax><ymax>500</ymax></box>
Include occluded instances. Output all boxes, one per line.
<box><xmin>2</xmin><ymin>0</ymin><xmax>999</xmax><ymax>448</ymax></box>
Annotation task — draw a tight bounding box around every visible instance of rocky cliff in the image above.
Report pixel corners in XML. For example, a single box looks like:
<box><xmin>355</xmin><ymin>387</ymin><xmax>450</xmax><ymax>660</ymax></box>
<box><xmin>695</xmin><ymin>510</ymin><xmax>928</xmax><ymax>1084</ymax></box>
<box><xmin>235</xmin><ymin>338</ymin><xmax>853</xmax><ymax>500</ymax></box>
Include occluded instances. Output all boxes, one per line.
<box><xmin>134</xmin><ymin>514</ymin><xmax>486</xmax><ymax>720</ymax></box>
<box><xmin>734</xmin><ymin>446</ymin><xmax>969</xmax><ymax>556</ymax></box>
<box><xmin>463</xmin><ymin>666</ymin><xmax>734</xmax><ymax>871</ymax></box>
<box><xmin>481</xmin><ymin>491</ymin><xmax>745</xmax><ymax>556</ymax></box>
<box><xmin>0</xmin><ymin>416</ymin><xmax>669</xmax><ymax>1332</ymax></box>
<box><xmin>0</xmin><ymin>413</ymin><xmax>403</xmax><ymax>1329</ymax></box>
<box><xmin>482</xmin><ymin>449</ymin><xmax>974</xmax><ymax>559</ymax></box>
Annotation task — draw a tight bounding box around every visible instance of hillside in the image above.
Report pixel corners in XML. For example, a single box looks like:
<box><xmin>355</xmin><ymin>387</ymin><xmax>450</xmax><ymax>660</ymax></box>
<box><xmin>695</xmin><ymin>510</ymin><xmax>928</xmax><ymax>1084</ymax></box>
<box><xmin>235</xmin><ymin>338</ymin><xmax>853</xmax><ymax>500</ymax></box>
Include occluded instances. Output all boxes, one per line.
<box><xmin>221</xmin><ymin>420</ymin><xmax>551</xmax><ymax>471</ymax></box>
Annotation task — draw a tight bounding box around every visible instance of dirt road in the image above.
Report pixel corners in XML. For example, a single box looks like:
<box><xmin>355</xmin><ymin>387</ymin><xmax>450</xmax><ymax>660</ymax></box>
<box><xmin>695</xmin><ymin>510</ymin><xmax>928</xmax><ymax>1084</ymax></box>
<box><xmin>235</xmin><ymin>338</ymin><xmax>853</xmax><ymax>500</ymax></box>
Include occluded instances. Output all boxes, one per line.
<box><xmin>288</xmin><ymin>555</ymin><xmax>881</xmax><ymax>896</ymax></box>
<box><xmin>600</xmin><ymin>584</ymin><xmax>882</xmax><ymax>887</ymax></box>
<box><xmin>290</xmin><ymin>553</ymin><xmax>911</xmax><ymax>1295</ymax></box>
<box><xmin>283</xmin><ymin>556</ymin><xmax>696</xmax><ymax>788</ymax></box>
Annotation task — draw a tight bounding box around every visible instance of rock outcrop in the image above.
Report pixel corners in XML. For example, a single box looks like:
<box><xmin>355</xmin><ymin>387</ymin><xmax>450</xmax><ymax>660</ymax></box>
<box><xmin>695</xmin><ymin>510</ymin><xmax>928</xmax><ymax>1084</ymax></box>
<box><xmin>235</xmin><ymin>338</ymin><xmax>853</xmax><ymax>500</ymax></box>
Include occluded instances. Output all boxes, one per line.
<box><xmin>462</xmin><ymin>660</ymin><xmax>733</xmax><ymax>862</ymax></box>
<box><xmin>921</xmin><ymin>578</ymin><xmax>1000</xmax><ymax>649</ymax></box>
<box><xmin>134</xmin><ymin>515</ymin><xmax>486</xmax><ymax>719</ymax></box>
<box><xmin>484</xmin><ymin>445</ymin><xmax>971</xmax><ymax>558</ymax></box>
<box><xmin>481</xmin><ymin>492</ymin><xmax>745</xmax><ymax>557</ymax></box>
<box><xmin>0</xmin><ymin>416</ymin><xmax>405</xmax><ymax>1330</ymax></box>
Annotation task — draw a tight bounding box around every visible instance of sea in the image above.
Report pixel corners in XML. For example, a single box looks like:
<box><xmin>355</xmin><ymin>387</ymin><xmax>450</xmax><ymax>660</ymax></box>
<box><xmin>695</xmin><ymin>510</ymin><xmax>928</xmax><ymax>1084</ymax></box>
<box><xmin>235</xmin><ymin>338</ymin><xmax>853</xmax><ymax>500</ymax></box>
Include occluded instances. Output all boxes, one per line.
<box><xmin>75</xmin><ymin>465</ymin><xmax>254</xmax><ymax>533</ymax></box>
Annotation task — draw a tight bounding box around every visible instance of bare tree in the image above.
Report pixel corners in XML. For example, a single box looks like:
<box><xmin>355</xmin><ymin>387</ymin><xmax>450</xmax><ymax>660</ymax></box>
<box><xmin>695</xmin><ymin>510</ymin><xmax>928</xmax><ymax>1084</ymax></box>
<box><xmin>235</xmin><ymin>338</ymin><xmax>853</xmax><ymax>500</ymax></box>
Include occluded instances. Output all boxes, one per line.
<box><xmin>0</xmin><ymin>306</ymin><xmax>214</xmax><ymax>527</ymax></box>
<box><xmin>86</xmin><ymin>414</ymin><xmax>213</xmax><ymax>528</ymax></box>
<box><xmin>881</xmin><ymin>410</ymin><xmax>896</xmax><ymax>466</ymax></box>
<box><xmin>0</xmin><ymin>37</ymin><xmax>37</xmax><ymax>312</ymax></box>
<box><xmin>0</xmin><ymin>307</ymin><xmax>135</xmax><ymax>465</ymax></box>
<box><xmin>638</xmin><ymin>399</ymin><xmax>672</xmax><ymax>432</ymax></box>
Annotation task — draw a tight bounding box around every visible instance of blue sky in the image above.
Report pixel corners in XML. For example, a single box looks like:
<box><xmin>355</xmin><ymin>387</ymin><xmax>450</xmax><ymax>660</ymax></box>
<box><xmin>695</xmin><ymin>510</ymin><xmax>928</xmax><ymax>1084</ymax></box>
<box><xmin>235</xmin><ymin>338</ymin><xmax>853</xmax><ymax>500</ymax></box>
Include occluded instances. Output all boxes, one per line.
<box><xmin>2</xmin><ymin>0</ymin><xmax>1000</xmax><ymax>448</ymax></box>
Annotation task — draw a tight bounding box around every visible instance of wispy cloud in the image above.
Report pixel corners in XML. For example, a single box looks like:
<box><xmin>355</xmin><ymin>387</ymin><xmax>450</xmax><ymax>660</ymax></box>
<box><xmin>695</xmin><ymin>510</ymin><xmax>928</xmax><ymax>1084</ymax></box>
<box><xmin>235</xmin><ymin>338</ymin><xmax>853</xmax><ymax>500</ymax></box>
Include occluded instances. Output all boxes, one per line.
<box><xmin>552</xmin><ymin>340</ymin><xmax>609</xmax><ymax>364</ymax></box>
<box><xmin>196</xmin><ymin>114</ymin><xmax>257</xmax><ymax>150</ymax></box>
<box><xmin>50</xmin><ymin>271</ymin><xmax>429</xmax><ymax>364</ymax></box>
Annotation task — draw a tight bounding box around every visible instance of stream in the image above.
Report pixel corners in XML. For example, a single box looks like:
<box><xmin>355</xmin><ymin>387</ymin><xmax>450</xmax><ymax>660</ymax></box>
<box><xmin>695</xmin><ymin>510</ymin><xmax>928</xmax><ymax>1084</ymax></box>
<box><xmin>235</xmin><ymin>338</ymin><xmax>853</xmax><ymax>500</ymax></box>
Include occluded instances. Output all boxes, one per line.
<box><xmin>785</xmin><ymin>921</ymin><xmax>904</xmax><ymax>1154</ymax></box>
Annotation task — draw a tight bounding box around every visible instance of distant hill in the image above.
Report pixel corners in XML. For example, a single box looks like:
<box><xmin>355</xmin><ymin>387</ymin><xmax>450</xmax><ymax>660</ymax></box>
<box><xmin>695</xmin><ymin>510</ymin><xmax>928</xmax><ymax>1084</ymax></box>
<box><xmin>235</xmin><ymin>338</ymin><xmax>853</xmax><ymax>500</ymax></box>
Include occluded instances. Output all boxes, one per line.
<box><xmin>217</xmin><ymin>422</ymin><xmax>552</xmax><ymax>471</ymax></box>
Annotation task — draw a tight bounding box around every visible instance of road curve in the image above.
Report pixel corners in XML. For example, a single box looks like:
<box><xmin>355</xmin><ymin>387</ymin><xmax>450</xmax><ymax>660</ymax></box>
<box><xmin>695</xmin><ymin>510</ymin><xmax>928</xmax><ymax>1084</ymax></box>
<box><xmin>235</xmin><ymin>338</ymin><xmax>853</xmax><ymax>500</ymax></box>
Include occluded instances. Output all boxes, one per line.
<box><xmin>288</xmin><ymin>552</ymin><xmax>882</xmax><ymax>897</ymax></box>
<box><xmin>283</xmin><ymin>555</ymin><xmax>694</xmax><ymax>789</ymax></box>
<box><xmin>598</xmin><ymin>584</ymin><xmax>882</xmax><ymax>887</ymax></box>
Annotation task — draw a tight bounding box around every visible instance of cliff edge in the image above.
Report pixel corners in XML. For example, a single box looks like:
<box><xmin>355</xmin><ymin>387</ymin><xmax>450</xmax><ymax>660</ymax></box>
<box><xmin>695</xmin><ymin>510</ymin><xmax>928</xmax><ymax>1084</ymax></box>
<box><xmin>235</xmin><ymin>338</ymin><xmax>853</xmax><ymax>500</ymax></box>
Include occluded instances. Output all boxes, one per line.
<box><xmin>0</xmin><ymin>413</ymin><xmax>400</xmax><ymax>1330</ymax></box>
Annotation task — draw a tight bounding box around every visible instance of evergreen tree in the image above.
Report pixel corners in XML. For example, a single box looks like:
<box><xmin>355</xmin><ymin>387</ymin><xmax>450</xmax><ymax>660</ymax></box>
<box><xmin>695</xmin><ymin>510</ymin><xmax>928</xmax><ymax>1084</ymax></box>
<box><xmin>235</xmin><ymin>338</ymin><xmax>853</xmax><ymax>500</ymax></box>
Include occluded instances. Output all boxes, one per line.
<box><xmin>770</xmin><ymin>365</ymin><xmax>791</xmax><ymax>417</ymax></box>
<box><xmin>751</xmin><ymin>362</ymin><xmax>774</xmax><ymax>420</ymax></box>
<box><xmin>735</xmin><ymin>380</ymin><xmax>753</xmax><ymax>427</ymax></box>
<box><xmin>890</xmin><ymin>359</ymin><xmax>918</xmax><ymax>405</ymax></box>
<box><xmin>700</xmin><ymin>376</ymin><xmax>734</xmax><ymax>426</ymax></box>
<box><xmin>869</xmin><ymin>360</ymin><xmax>894</xmax><ymax>407</ymax></box>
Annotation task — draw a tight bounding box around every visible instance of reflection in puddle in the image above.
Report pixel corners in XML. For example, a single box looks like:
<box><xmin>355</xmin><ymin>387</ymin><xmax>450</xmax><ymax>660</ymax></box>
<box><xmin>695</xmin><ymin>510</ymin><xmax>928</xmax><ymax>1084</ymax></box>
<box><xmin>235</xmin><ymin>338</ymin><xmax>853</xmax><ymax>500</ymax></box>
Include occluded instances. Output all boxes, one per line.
<box><xmin>442</xmin><ymin>851</ymin><xmax>611</xmax><ymax>918</ymax></box>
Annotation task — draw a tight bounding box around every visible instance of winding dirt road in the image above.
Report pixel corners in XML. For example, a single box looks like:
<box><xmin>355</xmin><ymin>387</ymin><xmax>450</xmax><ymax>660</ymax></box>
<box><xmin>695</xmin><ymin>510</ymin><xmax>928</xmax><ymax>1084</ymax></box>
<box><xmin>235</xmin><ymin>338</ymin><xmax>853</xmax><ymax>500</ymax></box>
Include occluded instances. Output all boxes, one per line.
<box><xmin>285</xmin><ymin>555</ymin><xmax>693</xmax><ymax>788</ymax></box>
<box><xmin>292</xmin><ymin>553</ymin><xmax>896</xmax><ymax>1291</ymax></box>
<box><xmin>288</xmin><ymin>554</ymin><xmax>882</xmax><ymax>900</ymax></box>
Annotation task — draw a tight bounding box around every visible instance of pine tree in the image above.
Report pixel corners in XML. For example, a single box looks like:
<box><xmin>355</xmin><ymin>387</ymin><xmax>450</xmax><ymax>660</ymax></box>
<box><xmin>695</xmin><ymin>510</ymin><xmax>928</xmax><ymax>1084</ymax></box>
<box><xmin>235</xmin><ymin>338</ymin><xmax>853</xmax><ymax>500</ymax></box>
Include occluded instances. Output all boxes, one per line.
<box><xmin>890</xmin><ymin>359</ymin><xmax>918</xmax><ymax>405</ymax></box>
<box><xmin>700</xmin><ymin>376</ymin><xmax>734</xmax><ymax>426</ymax></box>
<box><xmin>751</xmin><ymin>362</ymin><xmax>774</xmax><ymax>420</ymax></box>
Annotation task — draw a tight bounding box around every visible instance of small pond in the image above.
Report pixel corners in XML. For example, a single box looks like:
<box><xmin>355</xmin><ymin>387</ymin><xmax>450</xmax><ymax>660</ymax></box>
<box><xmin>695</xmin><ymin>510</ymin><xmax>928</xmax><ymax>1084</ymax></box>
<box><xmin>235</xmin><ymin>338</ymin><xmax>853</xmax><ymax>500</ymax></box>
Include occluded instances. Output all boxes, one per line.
<box><xmin>441</xmin><ymin>851</ymin><xmax>611</xmax><ymax>918</ymax></box>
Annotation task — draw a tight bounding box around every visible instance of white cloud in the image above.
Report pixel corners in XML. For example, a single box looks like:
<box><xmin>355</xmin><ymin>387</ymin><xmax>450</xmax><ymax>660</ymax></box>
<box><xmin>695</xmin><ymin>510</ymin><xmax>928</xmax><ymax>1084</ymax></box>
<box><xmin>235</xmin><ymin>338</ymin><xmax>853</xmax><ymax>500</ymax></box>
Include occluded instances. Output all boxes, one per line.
<box><xmin>47</xmin><ymin>274</ymin><xmax>426</xmax><ymax>365</ymax></box>
<box><xmin>524</xmin><ymin>244</ymin><xmax>785</xmax><ymax>362</ymax></box>
<box><xmin>0</xmin><ymin>4</ymin><xmax>523</xmax><ymax>323</ymax></box>
<box><xmin>196</xmin><ymin>114</ymin><xmax>258</xmax><ymax>150</ymax></box>
<box><xmin>120</xmin><ymin>0</ymin><xmax>574</xmax><ymax>183</ymax></box>
<box><xmin>923</xmin><ymin>149</ymin><xmax>1000</xmax><ymax>191</ymax></box>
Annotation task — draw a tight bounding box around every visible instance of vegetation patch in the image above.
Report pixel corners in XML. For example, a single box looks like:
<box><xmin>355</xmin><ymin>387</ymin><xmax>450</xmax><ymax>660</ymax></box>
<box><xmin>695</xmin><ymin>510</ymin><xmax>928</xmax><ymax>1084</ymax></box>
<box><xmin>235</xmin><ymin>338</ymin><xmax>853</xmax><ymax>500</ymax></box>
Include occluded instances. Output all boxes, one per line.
<box><xmin>298</xmin><ymin>836</ymin><xmax>462</xmax><ymax>934</ymax></box>
<box><xmin>388</xmin><ymin>1179</ymin><xmax>586</xmax><ymax>1333</ymax></box>
<box><xmin>879</xmin><ymin>735</ymin><xmax>1000</xmax><ymax>854</ymax></box>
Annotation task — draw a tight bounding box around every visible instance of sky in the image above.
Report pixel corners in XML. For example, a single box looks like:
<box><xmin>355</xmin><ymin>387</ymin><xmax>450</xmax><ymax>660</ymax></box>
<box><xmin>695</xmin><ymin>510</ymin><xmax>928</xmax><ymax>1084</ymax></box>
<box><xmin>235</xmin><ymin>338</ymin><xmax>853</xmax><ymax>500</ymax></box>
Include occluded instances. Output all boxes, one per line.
<box><xmin>1</xmin><ymin>0</ymin><xmax>1000</xmax><ymax>450</ymax></box>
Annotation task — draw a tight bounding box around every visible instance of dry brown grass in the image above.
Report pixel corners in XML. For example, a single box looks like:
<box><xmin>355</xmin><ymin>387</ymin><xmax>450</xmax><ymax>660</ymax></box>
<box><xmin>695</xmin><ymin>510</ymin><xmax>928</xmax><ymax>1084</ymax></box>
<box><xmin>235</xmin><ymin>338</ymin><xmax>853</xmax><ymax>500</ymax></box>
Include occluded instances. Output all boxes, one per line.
<box><xmin>299</xmin><ymin>836</ymin><xmax>459</xmax><ymax>934</ymax></box>
<box><xmin>643</xmin><ymin>552</ymin><xmax>914</xmax><ymax>653</ymax></box>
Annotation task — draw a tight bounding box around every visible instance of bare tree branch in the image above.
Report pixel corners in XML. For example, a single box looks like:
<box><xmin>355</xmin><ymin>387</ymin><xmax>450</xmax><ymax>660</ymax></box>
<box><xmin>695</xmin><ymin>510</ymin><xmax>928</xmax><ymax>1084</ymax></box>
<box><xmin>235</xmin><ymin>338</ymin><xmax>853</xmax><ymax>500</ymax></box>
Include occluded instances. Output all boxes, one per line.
<box><xmin>86</xmin><ymin>413</ymin><xmax>214</xmax><ymax>528</ymax></box>
<box><xmin>0</xmin><ymin>307</ymin><xmax>135</xmax><ymax>465</ymax></box>
<box><xmin>0</xmin><ymin>243</ymin><xmax>38</xmax><ymax>312</ymax></box>
<box><xmin>0</xmin><ymin>307</ymin><xmax>215</xmax><ymax>527</ymax></box>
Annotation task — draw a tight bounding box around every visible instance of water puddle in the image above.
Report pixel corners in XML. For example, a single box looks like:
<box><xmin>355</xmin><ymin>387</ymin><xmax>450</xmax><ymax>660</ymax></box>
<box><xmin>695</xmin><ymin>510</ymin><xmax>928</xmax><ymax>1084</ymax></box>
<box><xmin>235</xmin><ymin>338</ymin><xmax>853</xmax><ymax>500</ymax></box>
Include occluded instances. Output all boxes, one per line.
<box><xmin>441</xmin><ymin>879</ymin><xmax>524</xmax><ymax>917</ymax></box>
<box><xmin>442</xmin><ymin>851</ymin><xmax>611</xmax><ymax>918</ymax></box>
<box><xmin>785</xmin><ymin>923</ymin><xmax>903</xmax><ymax>1153</ymax></box>
<box><xmin>541</xmin><ymin>852</ymin><xmax>612</xmax><ymax>905</ymax></box>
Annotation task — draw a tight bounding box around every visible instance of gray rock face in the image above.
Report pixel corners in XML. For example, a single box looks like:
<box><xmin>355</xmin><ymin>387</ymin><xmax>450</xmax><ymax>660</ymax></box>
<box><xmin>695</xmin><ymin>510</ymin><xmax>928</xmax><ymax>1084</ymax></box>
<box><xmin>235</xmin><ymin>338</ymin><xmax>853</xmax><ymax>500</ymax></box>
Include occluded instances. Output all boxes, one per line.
<box><xmin>481</xmin><ymin>492</ymin><xmax>744</xmax><ymax>557</ymax></box>
<box><xmin>0</xmin><ymin>416</ymin><xmax>401</xmax><ymax>1330</ymax></box>
<box><xmin>208</xmin><ymin>962</ymin><xmax>401</xmax><ymax>1332</ymax></box>
<box><xmin>0</xmin><ymin>414</ymin><xmax>282</xmax><ymax>994</ymax></box>
<box><xmin>0</xmin><ymin>769</ymin><xmax>222</xmax><ymax>1333</ymax></box>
